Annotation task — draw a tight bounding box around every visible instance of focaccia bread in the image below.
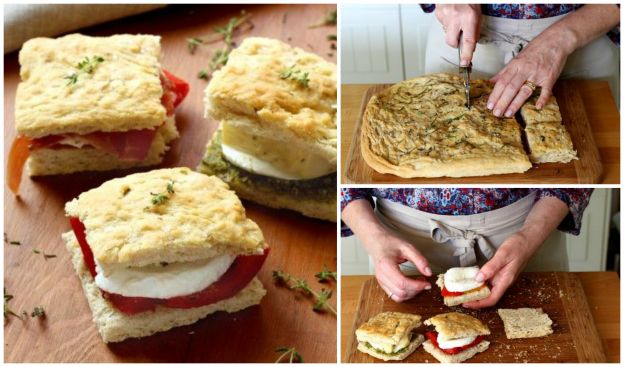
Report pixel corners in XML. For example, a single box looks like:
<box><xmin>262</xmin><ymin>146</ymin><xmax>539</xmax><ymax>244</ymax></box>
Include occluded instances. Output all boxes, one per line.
<box><xmin>424</xmin><ymin>312</ymin><xmax>490</xmax><ymax>340</ymax></box>
<box><xmin>65</xmin><ymin>167</ymin><xmax>266</xmax><ymax>270</ymax></box>
<box><xmin>436</xmin><ymin>274</ymin><xmax>491</xmax><ymax>307</ymax></box>
<box><xmin>16</xmin><ymin>33</ymin><xmax>166</xmax><ymax>138</ymax></box>
<box><xmin>525</xmin><ymin>122</ymin><xmax>577</xmax><ymax>163</ymax></box>
<box><xmin>356</xmin><ymin>311</ymin><xmax>424</xmax><ymax>361</ymax></box>
<box><xmin>361</xmin><ymin>74</ymin><xmax>532</xmax><ymax>178</ymax></box>
<box><xmin>205</xmin><ymin>37</ymin><xmax>337</xmax><ymax>165</ymax></box>
<box><xmin>521</xmin><ymin>96</ymin><xmax>577</xmax><ymax>163</ymax></box>
<box><xmin>498</xmin><ymin>308</ymin><xmax>554</xmax><ymax>339</ymax></box>
<box><xmin>423</xmin><ymin>339</ymin><xmax>490</xmax><ymax>363</ymax></box>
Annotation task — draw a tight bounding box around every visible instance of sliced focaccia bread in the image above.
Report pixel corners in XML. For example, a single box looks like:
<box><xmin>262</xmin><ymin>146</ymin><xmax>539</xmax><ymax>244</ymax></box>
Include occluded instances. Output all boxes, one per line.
<box><xmin>356</xmin><ymin>311</ymin><xmax>425</xmax><ymax>361</ymax></box>
<box><xmin>525</xmin><ymin>121</ymin><xmax>577</xmax><ymax>163</ymax></box>
<box><xmin>423</xmin><ymin>312</ymin><xmax>491</xmax><ymax>363</ymax></box>
<box><xmin>520</xmin><ymin>96</ymin><xmax>562</xmax><ymax>125</ymax></box>
<box><xmin>498</xmin><ymin>308</ymin><xmax>554</xmax><ymax>339</ymax></box>
<box><xmin>436</xmin><ymin>267</ymin><xmax>491</xmax><ymax>307</ymax></box>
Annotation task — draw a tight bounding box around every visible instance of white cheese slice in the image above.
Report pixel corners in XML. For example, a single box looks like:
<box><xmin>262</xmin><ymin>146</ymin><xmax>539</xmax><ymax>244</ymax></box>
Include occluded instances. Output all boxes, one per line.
<box><xmin>221</xmin><ymin>121</ymin><xmax>334</xmax><ymax>180</ymax></box>
<box><xmin>94</xmin><ymin>254</ymin><xmax>235</xmax><ymax>299</ymax></box>
<box><xmin>444</xmin><ymin>266</ymin><xmax>484</xmax><ymax>292</ymax></box>
<box><xmin>437</xmin><ymin>334</ymin><xmax>477</xmax><ymax>349</ymax></box>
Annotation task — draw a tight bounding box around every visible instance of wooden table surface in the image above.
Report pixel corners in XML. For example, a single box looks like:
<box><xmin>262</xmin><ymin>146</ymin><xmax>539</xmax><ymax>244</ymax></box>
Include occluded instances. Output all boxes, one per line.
<box><xmin>340</xmin><ymin>83</ymin><xmax>620</xmax><ymax>184</ymax></box>
<box><xmin>341</xmin><ymin>273</ymin><xmax>620</xmax><ymax>363</ymax></box>
<box><xmin>4</xmin><ymin>4</ymin><xmax>337</xmax><ymax>362</ymax></box>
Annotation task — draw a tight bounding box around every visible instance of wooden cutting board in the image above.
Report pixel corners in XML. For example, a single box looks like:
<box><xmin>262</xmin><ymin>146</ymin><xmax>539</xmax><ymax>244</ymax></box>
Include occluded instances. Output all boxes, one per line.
<box><xmin>345</xmin><ymin>273</ymin><xmax>607</xmax><ymax>363</ymax></box>
<box><xmin>3</xmin><ymin>4</ymin><xmax>337</xmax><ymax>363</ymax></box>
<box><xmin>344</xmin><ymin>81</ymin><xmax>603</xmax><ymax>184</ymax></box>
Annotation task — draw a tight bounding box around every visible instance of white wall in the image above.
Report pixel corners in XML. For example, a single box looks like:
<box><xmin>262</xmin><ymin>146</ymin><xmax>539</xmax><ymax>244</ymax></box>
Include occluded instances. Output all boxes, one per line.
<box><xmin>341</xmin><ymin>189</ymin><xmax>613</xmax><ymax>275</ymax></box>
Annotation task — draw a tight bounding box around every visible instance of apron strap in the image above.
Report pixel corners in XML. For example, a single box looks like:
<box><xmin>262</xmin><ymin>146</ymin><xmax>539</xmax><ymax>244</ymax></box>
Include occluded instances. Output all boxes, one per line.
<box><xmin>428</xmin><ymin>219</ymin><xmax>497</xmax><ymax>266</ymax></box>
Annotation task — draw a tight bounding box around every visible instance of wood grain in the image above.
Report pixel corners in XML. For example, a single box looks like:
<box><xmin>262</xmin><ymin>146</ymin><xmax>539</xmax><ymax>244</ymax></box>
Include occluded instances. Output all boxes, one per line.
<box><xmin>3</xmin><ymin>4</ymin><xmax>337</xmax><ymax>363</ymax></box>
<box><xmin>341</xmin><ymin>81</ymin><xmax>619</xmax><ymax>184</ymax></box>
<box><xmin>344</xmin><ymin>273</ymin><xmax>608</xmax><ymax>363</ymax></box>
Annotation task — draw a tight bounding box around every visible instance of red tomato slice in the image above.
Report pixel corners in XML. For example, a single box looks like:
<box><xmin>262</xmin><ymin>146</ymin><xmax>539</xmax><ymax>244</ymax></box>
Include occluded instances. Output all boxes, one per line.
<box><xmin>162</xmin><ymin>69</ymin><xmax>190</xmax><ymax>108</ymax></box>
<box><xmin>425</xmin><ymin>331</ymin><xmax>485</xmax><ymax>355</ymax></box>
<box><xmin>7</xmin><ymin>135</ymin><xmax>31</xmax><ymax>195</ymax></box>
<box><xmin>441</xmin><ymin>285</ymin><xmax>487</xmax><ymax>297</ymax></box>
<box><xmin>69</xmin><ymin>217</ymin><xmax>268</xmax><ymax>314</ymax></box>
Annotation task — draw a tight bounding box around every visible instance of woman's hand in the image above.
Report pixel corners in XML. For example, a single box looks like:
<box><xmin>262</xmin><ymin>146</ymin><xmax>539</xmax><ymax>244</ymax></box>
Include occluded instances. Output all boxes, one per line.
<box><xmin>434</xmin><ymin>4</ymin><xmax>482</xmax><ymax>66</ymax></box>
<box><xmin>341</xmin><ymin>199</ymin><xmax>432</xmax><ymax>302</ymax></box>
<box><xmin>367</xmin><ymin>231</ymin><xmax>433</xmax><ymax>302</ymax></box>
<box><xmin>462</xmin><ymin>233</ymin><xmax>533</xmax><ymax>308</ymax></box>
<box><xmin>487</xmin><ymin>34</ymin><xmax>569</xmax><ymax>118</ymax></box>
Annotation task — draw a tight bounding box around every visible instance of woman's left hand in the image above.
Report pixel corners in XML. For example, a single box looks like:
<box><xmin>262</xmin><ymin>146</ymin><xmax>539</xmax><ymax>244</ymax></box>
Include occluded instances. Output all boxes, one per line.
<box><xmin>487</xmin><ymin>33</ymin><xmax>570</xmax><ymax>118</ymax></box>
<box><xmin>462</xmin><ymin>232</ymin><xmax>533</xmax><ymax>309</ymax></box>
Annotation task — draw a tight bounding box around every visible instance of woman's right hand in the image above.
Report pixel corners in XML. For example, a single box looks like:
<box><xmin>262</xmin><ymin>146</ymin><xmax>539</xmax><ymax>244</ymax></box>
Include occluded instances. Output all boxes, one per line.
<box><xmin>367</xmin><ymin>231</ymin><xmax>433</xmax><ymax>302</ymax></box>
<box><xmin>434</xmin><ymin>4</ymin><xmax>482</xmax><ymax>66</ymax></box>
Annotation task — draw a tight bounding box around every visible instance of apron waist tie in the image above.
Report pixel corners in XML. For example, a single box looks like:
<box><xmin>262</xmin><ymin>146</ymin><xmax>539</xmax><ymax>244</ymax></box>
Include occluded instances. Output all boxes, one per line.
<box><xmin>428</xmin><ymin>219</ymin><xmax>497</xmax><ymax>266</ymax></box>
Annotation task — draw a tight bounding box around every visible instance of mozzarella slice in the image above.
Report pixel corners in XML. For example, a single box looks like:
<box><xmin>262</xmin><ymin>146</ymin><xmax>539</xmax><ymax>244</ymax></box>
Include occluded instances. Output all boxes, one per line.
<box><xmin>437</xmin><ymin>334</ymin><xmax>477</xmax><ymax>349</ymax></box>
<box><xmin>444</xmin><ymin>266</ymin><xmax>484</xmax><ymax>292</ymax></box>
<box><xmin>221</xmin><ymin>122</ymin><xmax>334</xmax><ymax>180</ymax></box>
<box><xmin>94</xmin><ymin>254</ymin><xmax>235</xmax><ymax>299</ymax></box>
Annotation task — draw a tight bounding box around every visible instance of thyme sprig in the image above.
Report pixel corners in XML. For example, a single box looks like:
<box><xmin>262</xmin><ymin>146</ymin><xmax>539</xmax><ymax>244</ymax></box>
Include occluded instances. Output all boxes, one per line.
<box><xmin>315</xmin><ymin>265</ymin><xmax>336</xmax><ymax>282</ymax></box>
<box><xmin>30</xmin><ymin>306</ymin><xmax>45</xmax><ymax>318</ymax></box>
<box><xmin>150</xmin><ymin>181</ymin><xmax>175</xmax><ymax>206</ymax></box>
<box><xmin>272</xmin><ymin>270</ymin><xmax>336</xmax><ymax>316</ymax></box>
<box><xmin>4</xmin><ymin>289</ymin><xmax>21</xmax><ymax>324</ymax></box>
<box><xmin>309</xmin><ymin>9</ymin><xmax>337</xmax><ymax>28</ymax></box>
<box><xmin>65</xmin><ymin>55</ymin><xmax>104</xmax><ymax>86</ymax></box>
<box><xmin>279</xmin><ymin>66</ymin><xmax>310</xmax><ymax>88</ymax></box>
<box><xmin>275</xmin><ymin>346</ymin><xmax>303</xmax><ymax>363</ymax></box>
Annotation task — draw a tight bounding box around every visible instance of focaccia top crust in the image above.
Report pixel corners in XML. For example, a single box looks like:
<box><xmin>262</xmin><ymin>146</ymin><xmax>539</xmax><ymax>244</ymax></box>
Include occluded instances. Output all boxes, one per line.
<box><xmin>356</xmin><ymin>311</ymin><xmax>422</xmax><ymax>345</ymax></box>
<box><xmin>16</xmin><ymin>34</ymin><xmax>166</xmax><ymax>138</ymax></box>
<box><xmin>205</xmin><ymin>37</ymin><xmax>336</xmax><ymax>163</ymax></box>
<box><xmin>520</xmin><ymin>96</ymin><xmax>562</xmax><ymax>124</ymax></box>
<box><xmin>65</xmin><ymin>168</ymin><xmax>266</xmax><ymax>270</ymax></box>
<box><xmin>361</xmin><ymin>74</ymin><xmax>532</xmax><ymax>178</ymax></box>
<box><xmin>424</xmin><ymin>312</ymin><xmax>490</xmax><ymax>339</ymax></box>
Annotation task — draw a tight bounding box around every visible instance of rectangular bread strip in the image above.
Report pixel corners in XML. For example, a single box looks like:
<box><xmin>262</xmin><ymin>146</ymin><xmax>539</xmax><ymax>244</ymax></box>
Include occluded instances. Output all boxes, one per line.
<box><xmin>525</xmin><ymin>121</ymin><xmax>577</xmax><ymax>163</ymax></box>
<box><xmin>497</xmin><ymin>308</ymin><xmax>554</xmax><ymax>339</ymax></box>
<box><xmin>520</xmin><ymin>96</ymin><xmax>562</xmax><ymax>125</ymax></box>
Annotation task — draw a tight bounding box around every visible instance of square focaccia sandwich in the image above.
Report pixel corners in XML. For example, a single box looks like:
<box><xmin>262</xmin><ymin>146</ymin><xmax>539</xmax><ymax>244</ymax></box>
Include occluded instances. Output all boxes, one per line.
<box><xmin>356</xmin><ymin>311</ymin><xmax>425</xmax><ymax>361</ymax></box>
<box><xmin>199</xmin><ymin>37</ymin><xmax>336</xmax><ymax>222</ymax></box>
<box><xmin>436</xmin><ymin>266</ymin><xmax>491</xmax><ymax>306</ymax></box>
<box><xmin>423</xmin><ymin>312</ymin><xmax>491</xmax><ymax>363</ymax></box>
<box><xmin>8</xmin><ymin>34</ymin><xmax>189</xmax><ymax>194</ymax></box>
<box><xmin>63</xmin><ymin>168</ymin><xmax>268</xmax><ymax>343</ymax></box>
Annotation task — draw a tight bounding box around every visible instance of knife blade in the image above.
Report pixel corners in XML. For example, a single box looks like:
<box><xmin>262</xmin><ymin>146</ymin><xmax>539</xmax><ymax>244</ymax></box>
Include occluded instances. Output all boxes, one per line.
<box><xmin>458</xmin><ymin>32</ymin><xmax>472</xmax><ymax>109</ymax></box>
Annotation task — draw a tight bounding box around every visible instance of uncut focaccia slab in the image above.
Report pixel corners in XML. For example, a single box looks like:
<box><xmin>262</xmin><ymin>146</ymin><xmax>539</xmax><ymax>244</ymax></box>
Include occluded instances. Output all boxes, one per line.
<box><xmin>361</xmin><ymin>74</ymin><xmax>532</xmax><ymax>178</ymax></box>
<box><xmin>521</xmin><ymin>96</ymin><xmax>577</xmax><ymax>163</ymax></box>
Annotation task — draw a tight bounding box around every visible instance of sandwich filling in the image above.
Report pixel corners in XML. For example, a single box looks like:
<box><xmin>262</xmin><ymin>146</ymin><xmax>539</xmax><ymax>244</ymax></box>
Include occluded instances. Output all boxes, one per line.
<box><xmin>7</xmin><ymin>69</ymin><xmax>188</xmax><ymax>194</ymax></box>
<box><xmin>425</xmin><ymin>331</ymin><xmax>484</xmax><ymax>355</ymax></box>
<box><xmin>69</xmin><ymin>217</ymin><xmax>268</xmax><ymax>314</ymax></box>
<box><xmin>441</xmin><ymin>266</ymin><xmax>488</xmax><ymax>296</ymax></box>
<box><xmin>364</xmin><ymin>332</ymin><xmax>415</xmax><ymax>355</ymax></box>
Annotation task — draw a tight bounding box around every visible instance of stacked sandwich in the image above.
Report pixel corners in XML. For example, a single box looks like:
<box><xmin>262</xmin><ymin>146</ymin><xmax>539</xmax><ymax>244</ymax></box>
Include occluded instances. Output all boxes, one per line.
<box><xmin>8</xmin><ymin>34</ymin><xmax>189</xmax><ymax>193</ymax></box>
<box><xmin>63</xmin><ymin>168</ymin><xmax>268</xmax><ymax>342</ymax></box>
<box><xmin>423</xmin><ymin>312</ymin><xmax>491</xmax><ymax>363</ymax></box>
<box><xmin>199</xmin><ymin>37</ymin><xmax>337</xmax><ymax>221</ymax></box>
<box><xmin>355</xmin><ymin>312</ymin><xmax>425</xmax><ymax>361</ymax></box>
<box><xmin>436</xmin><ymin>266</ymin><xmax>491</xmax><ymax>306</ymax></box>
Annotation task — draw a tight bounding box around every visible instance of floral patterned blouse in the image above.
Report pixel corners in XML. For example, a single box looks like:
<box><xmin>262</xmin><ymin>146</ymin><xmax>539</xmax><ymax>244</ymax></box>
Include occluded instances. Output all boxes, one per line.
<box><xmin>341</xmin><ymin>189</ymin><xmax>592</xmax><ymax>236</ymax></box>
<box><xmin>421</xmin><ymin>4</ymin><xmax>620</xmax><ymax>45</ymax></box>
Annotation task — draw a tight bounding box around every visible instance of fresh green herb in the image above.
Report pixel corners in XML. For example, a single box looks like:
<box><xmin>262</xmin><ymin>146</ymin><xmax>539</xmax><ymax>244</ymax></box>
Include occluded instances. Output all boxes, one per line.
<box><xmin>4</xmin><ymin>289</ymin><xmax>21</xmax><ymax>323</ymax></box>
<box><xmin>30</xmin><ymin>306</ymin><xmax>45</xmax><ymax>318</ymax></box>
<box><xmin>275</xmin><ymin>346</ymin><xmax>303</xmax><ymax>363</ymax></box>
<box><xmin>279</xmin><ymin>66</ymin><xmax>310</xmax><ymax>88</ymax></box>
<box><xmin>65</xmin><ymin>55</ymin><xmax>104</xmax><ymax>86</ymax></box>
<box><xmin>150</xmin><ymin>180</ymin><xmax>176</xmax><ymax>206</ymax></box>
<box><xmin>9</xmin><ymin>241</ymin><xmax>20</xmax><ymax>246</ymax></box>
<box><xmin>187</xmin><ymin>37</ymin><xmax>203</xmax><ymax>54</ymax></box>
<box><xmin>327</xmin><ymin>34</ymin><xmax>337</xmax><ymax>41</ymax></box>
<box><xmin>309</xmin><ymin>9</ymin><xmax>337</xmax><ymax>28</ymax></box>
<box><xmin>43</xmin><ymin>253</ymin><xmax>56</xmax><ymax>261</ymax></box>
<box><xmin>33</xmin><ymin>249</ymin><xmax>40</xmax><ymax>254</ymax></box>
<box><xmin>198</xmin><ymin>69</ymin><xmax>209</xmax><ymax>80</ymax></box>
<box><xmin>315</xmin><ymin>265</ymin><xmax>336</xmax><ymax>282</ymax></box>
<box><xmin>272</xmin><ymin>270</ymin><xmax>336</xmax><ymax>316</ymax></box>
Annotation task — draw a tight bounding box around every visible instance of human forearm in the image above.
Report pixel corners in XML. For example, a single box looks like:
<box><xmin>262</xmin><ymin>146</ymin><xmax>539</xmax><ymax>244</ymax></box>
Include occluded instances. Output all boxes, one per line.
<box><xmin>514</xmin><ymin>196</ymin><xmax>569</xmax><ymax>254</ymax></box>
<box><xmin>540</xmin><ymin>4</ymin><xmax>620</xmax><ymax>55</ymax></box>
<box><xmin>342</xmin><ymin>199</ymin><xmax>388</xmax><ymax>256</ymax></box>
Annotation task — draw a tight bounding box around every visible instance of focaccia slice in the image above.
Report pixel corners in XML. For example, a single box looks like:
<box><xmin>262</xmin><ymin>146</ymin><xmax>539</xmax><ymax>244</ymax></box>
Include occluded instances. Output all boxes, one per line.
<box><xmin>356</xmin><ymin>311</ymin><xmax>424</xmax><ymax>360</ymax></box>
<box><xmin>525</xmin><ymin>122</ymin><xmax>577</xmax><ymax>163</ymax></box>
<box><xmin>520</xmin><ymin>96</ymin><xmax>562</xmax><ymax>125</ymax></box>
<box><xmin>361</xmin><ymin>74</ymin><xmax>532</xmax><ymax>178</ymax></box>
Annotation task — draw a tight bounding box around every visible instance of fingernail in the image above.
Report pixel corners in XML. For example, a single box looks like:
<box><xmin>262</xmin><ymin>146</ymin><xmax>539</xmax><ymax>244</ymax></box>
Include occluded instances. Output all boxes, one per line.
<box><xmin>460</xmin><ymin>60</ymin><xmax>468</xmax><ymax>67</ymax></box>
<box><xmin>487</xmin><ymin>102</ymin><xmax>494</xmax><ymax>110</ymax></box>
<box><xmin>536</xmin><ymin>103</ymin><xmax>543</xmax><ymax>110</ymax></box>
<box><xmin>425</xmin><ymin>285</ymin><xmax>432</xmax><ymax>290</ymax></box>
<box><xmin>424</xmin><ymin>266</ymin><xmax>432</xmax><ymax>276</ymax></box>
<box><xmin>504</xmin><ymin>109</ymin><xmax>512</xmax><ymax>117</ymax></box>
<box><xmin>493</xmin><ymin>109</ymin><xmax>501</xmax><ymax>117</ymax></box>
<box><xmin>475</xmin><ymin>273</ymin><xmax>485</xmax><ymax>282</ymax></box>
